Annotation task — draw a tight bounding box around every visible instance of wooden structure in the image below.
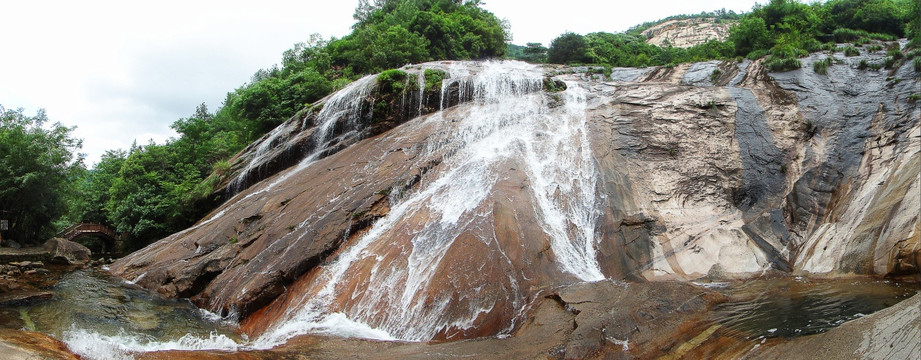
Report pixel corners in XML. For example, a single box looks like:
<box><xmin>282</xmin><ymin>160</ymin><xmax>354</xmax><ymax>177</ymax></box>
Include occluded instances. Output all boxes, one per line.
<box><xmin>56</xmin><ymin>223</ymin><xmax>119</xmax><ymax>253</ymax></box>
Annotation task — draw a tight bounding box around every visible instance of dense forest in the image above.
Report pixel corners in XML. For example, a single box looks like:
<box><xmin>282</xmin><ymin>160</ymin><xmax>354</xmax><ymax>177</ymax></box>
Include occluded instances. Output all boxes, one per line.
<box><xmin>1</xmin><ymin>0</ymin><xmax>918</xmax><ymax>251</ymax></box>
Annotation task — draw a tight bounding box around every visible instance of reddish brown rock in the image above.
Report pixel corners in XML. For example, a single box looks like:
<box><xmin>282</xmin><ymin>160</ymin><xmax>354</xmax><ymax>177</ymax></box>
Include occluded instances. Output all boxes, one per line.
<box><xmin>0</xmin><ymin>329</ymin><xmax>80</xmax><ymax>360</ymax></box>
<box><xmin>110</xmin><ymin>57</ymin><xmax>920</xmax><ymax>345</ymax></box>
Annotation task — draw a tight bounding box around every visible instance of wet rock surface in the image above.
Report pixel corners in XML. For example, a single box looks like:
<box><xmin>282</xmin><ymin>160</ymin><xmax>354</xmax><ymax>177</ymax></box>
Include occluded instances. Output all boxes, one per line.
<box><xmin>0</xmin><ymin>329</ymin><xmax>80</xmax><ymax>360</ymax></box>
<box><xmin>139</xmin><ymin>281</ymin><xmax>728</xmax><ymax>359</ymax></box>
<box><xmin>110</xmin><ymin>50</ymin><xmax>919</xmax><ymax>346</ymax></box>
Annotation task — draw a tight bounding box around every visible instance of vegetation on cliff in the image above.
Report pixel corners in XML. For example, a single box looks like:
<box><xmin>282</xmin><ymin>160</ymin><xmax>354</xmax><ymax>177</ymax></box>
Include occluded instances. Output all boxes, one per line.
<box><xmin>57</xmin><ymin>0</ymin><xmax>509</xmax><ymax>250</ymax></box>
<box><xmin>4</xmin><ymin>0</ymin><xmax>919</xmax><ymax>250</ymax></box>
<box><xmin>519</xmin><ymin>0</ymin><xmax>917</xmax><ymax>68</ymax></box>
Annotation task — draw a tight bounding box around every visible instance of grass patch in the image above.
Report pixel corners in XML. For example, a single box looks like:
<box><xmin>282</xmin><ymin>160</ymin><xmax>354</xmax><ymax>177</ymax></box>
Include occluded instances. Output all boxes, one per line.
<box><xmin>710</xmin><ymin>68</ymin><xmax>722</xmax><ymax>83</ymax></box>
<box><xmin>813</xmin><ymin>57</ymin><xmax>833</xmax><ymax>75</ymax></box>
<box><xmin>886</xmin><ymin>48</ymin><xmax>903</xmax><ymax>60</ymax></box>
<box><xmin>843</xmin><ymin>46</ymin><xmax>860</xmax><ymax>57</ymax></box>
<box><xmin>915</xmin><ymin>58</ymin><xmax>921</xmax><ymax>72</ymax></box>
<box><xmin>765</xmin><ymin>56</ymin><xmax>801</xmax><ymax>72</ymax></box>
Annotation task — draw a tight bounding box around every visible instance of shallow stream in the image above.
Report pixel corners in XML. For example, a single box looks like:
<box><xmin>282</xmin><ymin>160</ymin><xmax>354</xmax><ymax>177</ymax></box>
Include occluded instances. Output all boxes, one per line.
<box><xmin>3</xmin><ymin>268</ymin><xmax>918</xmax><ymax>359</ymax></box>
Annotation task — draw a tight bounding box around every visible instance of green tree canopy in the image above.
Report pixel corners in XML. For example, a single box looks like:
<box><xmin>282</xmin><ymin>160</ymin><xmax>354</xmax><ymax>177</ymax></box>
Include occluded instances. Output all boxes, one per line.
<box><xmin>548</xmin><ymin>32</ymin><xmax>589</xmax><ymax>64</ymax></box>
<box><xmin>0</xmin><ymin>106</ymin><xmax>83</xmax><ymax>244</ymax></box>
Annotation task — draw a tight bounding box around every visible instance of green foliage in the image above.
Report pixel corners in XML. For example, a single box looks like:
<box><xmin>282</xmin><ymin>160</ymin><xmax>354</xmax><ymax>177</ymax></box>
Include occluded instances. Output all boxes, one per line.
<box><xmin>726</xmin><ymin>0</ymin><xmax>910</xmax><ymax>60</ymax></box>
<box><xmin>377</xmin><ymin>69</ymin><xmax>409</xmax><ymax>94</ymax></box>
<box><xmin>0</xmin><ymin>106</ymin><xmax>83</xmax><ymax>244</ymax></box>
<box><xmin>909</xmin><ymin>93</ymin><xmax>921</xmax><ymax>102</ymax></box>
<box><xmin>730</xmin><ymin>17</ymin><xmax>772</xmax><ymax>56</ymax></box>
<box><xmin>866</xmin><ymin>44</ymin><xmax>883</xmax><ymax>52</ymax></box>
<box><xmin>548</xmin><ymin>32</ymin><xmax>589</xmax><ymax>64</ymax></box>
<box><xmin>423</xmin><ymin>69</ymin><xmax>446</xmax><ymax>91</ymax></box>
<box><xmin>843</xmin><ymin>46</ymin><xmax>860</xmax><ymax>56</ymax></box>
<box><xmin>343</xmin><ymin>0</ymin><xmax>508</xmax><ymax>73</ymax></box>
<box><xmin>547</xmin><ymin>31</ymin><xmax>732</xmax><ymax>67</ymax></box>
<box><xmin>915</xmin><ymin>58</ymin><xmax>921</xmax><ymax>72</ymax></box>
<box><xmin>710</xmin><ymin>69</ymin><xmax>723</xmax><ymax>83</ymax></box>
<box><xmin>886</xmin><ymin>47</ymin><xmax>903</xmax><ymax>60</ymax></box>
<box><xmin>57</xmin><ymin>0</ymin><xmax>512</xmax><ymax>249</ymax></box>
<box><xmin>813</xmin><ymin>56</ymin><xmax>834</xmax><ymax>74</ymax></box>
<box><xmin>507</xmin><ymin>42</ymin><xmax>549</xmax><ymax>63</ymax></box>
<box><xmin>765</xmin><ymin>55</ymin><xmax>802</xmax><ymax>72</ymax></box>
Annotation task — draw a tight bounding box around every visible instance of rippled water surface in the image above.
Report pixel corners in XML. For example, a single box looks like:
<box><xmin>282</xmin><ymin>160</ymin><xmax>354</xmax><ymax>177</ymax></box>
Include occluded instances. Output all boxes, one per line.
<box><xmin>15</xmin><ymin>269</ymin><xmax>243</xmax><ymax>359</ymax></box>
<box><xmin>711</xmin><ymin>277</ymin><xmax>919</xmax><ymax>339</ymax></box>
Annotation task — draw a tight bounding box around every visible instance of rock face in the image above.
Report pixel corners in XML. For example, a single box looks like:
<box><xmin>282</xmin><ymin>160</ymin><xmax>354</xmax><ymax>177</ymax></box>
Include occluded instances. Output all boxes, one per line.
<box><xmin>0</xmin><ymin>329</ymin><xmax>80</xmax><ymax>360</ymax></box>
<box><xmin>641</xmin><ymin>18</ymin><xmax>735</xmax><ymax>48</ymax></box>
<box><xmin>43</xmin><ymin>238</ymin><xmax>90</xmax><ymax>265</ymax></box>
<box><xmin>110</xmin><ymin>47</ymin><xmax>920</xmax><ymax>345</ymax></box>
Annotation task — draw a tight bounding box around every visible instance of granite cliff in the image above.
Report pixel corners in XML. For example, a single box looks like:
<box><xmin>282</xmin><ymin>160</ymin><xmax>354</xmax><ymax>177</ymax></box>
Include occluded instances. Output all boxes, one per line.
<box><xmin>109</xmin><ymin>44</ymin><xmax>919</xmax><ymax>350</ymax></box>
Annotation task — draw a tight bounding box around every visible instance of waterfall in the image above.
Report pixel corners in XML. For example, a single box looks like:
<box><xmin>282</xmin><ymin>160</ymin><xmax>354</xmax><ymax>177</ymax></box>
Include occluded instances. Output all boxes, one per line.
<box><xmin>253</xmin><ymin>61</ymin><xmax>604</xmax><ymax>347</ymax></box>
<box><xmin>226</xmin><ymin>75</ymin><xmax>378</xmax><ymax>196</ymax></box>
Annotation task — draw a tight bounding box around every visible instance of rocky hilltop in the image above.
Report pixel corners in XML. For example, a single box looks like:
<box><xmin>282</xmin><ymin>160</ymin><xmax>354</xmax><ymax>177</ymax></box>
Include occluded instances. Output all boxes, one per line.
<box><xmin>109</xmin><ymin>44</ymin><xmax>919</xmax><ymax>350</ymax></box>
<box><xmin>641</xmin><ymin>18</ymin><xmax>735</xmax><ymax>48</ymax></box>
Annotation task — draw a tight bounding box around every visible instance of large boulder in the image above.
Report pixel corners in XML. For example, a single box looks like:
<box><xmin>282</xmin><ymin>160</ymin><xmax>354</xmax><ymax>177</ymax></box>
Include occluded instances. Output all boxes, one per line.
<box><xmin>0</xmin><ymin>329</ymin><xmax>80</xmax><ymax>360</ymax></box>
<box><xmin>43</xmin><ymin>238</ymin><xmax>91</xmax><ymax>265</ymax></box>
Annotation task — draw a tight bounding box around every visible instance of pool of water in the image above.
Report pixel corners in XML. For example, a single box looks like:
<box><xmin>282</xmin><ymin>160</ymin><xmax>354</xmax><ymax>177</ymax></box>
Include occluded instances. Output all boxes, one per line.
<box><xmin>710</xmin><ymin>277</ymin><xmax>919</xmax><ymax>339</ymax></box>
<box><xmin>11</xmin><ymin>269</ymin><xmax>243</xmax><ymax>359</ymax></box>
<box><xmin>2</xmin><ymin>269</ymin><xmax>918</xmax><ymax>359</ymax></box>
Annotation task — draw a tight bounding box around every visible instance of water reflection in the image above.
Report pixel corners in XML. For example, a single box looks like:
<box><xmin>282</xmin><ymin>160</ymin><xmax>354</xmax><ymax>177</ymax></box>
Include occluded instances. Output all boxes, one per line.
<box><xmin>711</xmin><ymin>277</ymin><xmax>919</xmax><ymax>339</ymax></box>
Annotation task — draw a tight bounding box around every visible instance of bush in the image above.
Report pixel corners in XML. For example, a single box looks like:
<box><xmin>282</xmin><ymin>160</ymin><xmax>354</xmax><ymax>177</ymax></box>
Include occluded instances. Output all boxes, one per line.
<box><xmin>883</xmin><ymin>57</ymin><xmax>896</xmax><ymax>69</ymax></box>
<box><xmin>915</xmin><ymin>58</ymin><xmax>921</xmax><ymax>72</ymax></box>
<box><xmin>547</xmin><ymin>32</ymin><xmax>589</xmax><ymax>64</ymax></box>
<box><xmin>867</xmin><ymin>45</ymin><xmax>883</xmax><ymax>53</ymax></box>
<box><xmin>909</xmin><ymin>93</ymin><xmax>921</xmax><ymax>103</ymax></box>
<box><xmin>765</xmin><ymin>56</ymin><xmax>802</xmax><ymax>72</ymax></box>
<box><xmin>833</xmin><ymin>28</ymin><xmax>866</xmax><ymax>42</ymax></box>
<box><xmin>376</xmin><ymin>69</ymin><xmax>408</xmax><ymax>94</ymax></box>
<box><xmin>747</xmin><ymin>49</ymin><xmax>770</xmax><ymax>60</ymax></box>
<box><xmin>710</xmin><ymin>69</ymin><xmax>722</xmax><ymax>83</ymax></box>
<box><xmin>858</xmin><ymin>59</ymin><xmax>868</xmax><ymax>69</ymax></box>
<box><xmin>813</xmin><ymin>57</ymin><xmax>833</xmax><ymax>75</ymax></box>
<box><xmin>843</xmin><ymin>46</ymin><xmax>860</xmax><ymax>56</ymax></box>
<box><xmin>423</xmin><ymin>69</ymin><xmax>446</xmax><ymax>92</ymax></box>
<box><xmin>886</xmin><ymin>48</ymin><xmax>903</xmax><ymax>60</ymax></box>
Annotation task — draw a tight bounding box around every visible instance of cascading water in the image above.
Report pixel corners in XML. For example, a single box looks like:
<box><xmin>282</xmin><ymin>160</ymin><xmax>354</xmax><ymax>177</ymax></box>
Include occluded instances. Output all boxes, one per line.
<box><xmin>226</xmin><ymin>74</ymin><xmax>379</xmax><ymax>196</ymax></box>
<box><xmin>52</xmin><ymin>61</ymin><xmax>609</xmax><ymax>358</ymax></box>
<box><xmin>253</xmin><ymin>61</ymin><xmax>605</xmax><ymax>347</ymax></box>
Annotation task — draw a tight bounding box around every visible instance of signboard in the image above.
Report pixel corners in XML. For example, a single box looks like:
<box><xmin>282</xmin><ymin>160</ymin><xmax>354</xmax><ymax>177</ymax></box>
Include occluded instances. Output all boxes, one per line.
<box><xmin>0</xmin><ymin>220</ymin><xmax>7</xmax><ymax>231</ymax></box>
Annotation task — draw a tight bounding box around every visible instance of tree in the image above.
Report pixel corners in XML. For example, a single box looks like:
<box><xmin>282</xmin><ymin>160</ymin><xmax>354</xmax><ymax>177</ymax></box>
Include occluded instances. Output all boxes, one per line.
<box><xmin>729</xmin><ymin>17</ymin><xmax>772</xmax><ymax>56</ymax></box>
<box><xmin>548</xmin><ymin>32</ymin><xmax>588</xmax><ymax>64</ymax></box>
<box><xmin>0</xmin><ymin>106</ymin><xmax>83</xmax><ymax>244</ymax></box>
<box><xmin>522</xmin><ymin>42</ymin><xmax>548</xmax><ymax>63</ymax></box>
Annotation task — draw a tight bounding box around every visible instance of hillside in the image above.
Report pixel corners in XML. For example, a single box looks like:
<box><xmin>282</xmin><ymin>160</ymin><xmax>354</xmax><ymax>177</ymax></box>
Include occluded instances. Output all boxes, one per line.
<box><xmin>641</xmin><ymin>18</ymin><xmax>736</xmax><ymax>48</ymax></box>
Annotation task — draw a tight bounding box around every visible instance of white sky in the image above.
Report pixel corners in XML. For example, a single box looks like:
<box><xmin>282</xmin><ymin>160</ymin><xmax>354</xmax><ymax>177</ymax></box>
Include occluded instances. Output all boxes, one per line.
<box><xmin>0</xmin><ymin>0</ymin><xmax>761</xmax><ymax>165</ymax></box>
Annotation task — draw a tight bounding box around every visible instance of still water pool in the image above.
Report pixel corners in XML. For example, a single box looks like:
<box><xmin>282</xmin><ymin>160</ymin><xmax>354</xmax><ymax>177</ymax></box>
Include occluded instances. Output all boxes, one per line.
<box><xmin>710</xmin><ymin>277</ymin><xmax>919</xmax><ymax>339</ymax></box>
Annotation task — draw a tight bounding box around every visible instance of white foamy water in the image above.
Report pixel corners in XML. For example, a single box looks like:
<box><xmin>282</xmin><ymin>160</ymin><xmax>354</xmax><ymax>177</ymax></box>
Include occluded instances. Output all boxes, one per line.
<box><xmin>227</xmin><ymin>74</ymin><xmax>378</xmax><ymax>195</ymax></box>
<box><xmin>253</xmin><ymin>61</ymin><xmax>605</xmax><ymax>347</ymax></box>
<box><xmin>63</xmin><ymin>327</ymin><xmax>241</xmax><ymax>360</ymax></box>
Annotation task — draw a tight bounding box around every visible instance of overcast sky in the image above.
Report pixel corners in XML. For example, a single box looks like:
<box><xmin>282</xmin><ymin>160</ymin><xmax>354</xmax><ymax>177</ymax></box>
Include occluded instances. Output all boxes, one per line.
<box><xmin>0</xmin><ymin>0</ymin><xmax>761</xmax><ymax>165</ymax></box>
